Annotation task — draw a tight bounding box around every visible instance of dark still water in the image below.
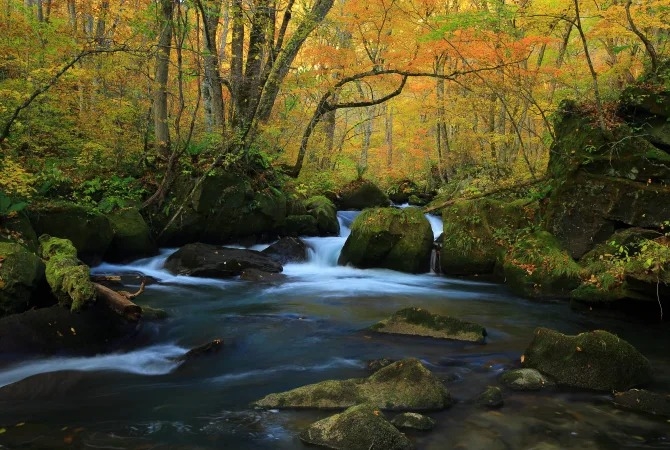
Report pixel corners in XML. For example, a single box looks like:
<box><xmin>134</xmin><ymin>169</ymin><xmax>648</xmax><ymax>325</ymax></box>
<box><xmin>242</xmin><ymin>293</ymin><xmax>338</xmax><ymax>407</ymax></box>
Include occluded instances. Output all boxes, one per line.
<box><xmin>0</xmin><ymin>211</ymin><xmax>668</xmax><ymax>449</ymax></box>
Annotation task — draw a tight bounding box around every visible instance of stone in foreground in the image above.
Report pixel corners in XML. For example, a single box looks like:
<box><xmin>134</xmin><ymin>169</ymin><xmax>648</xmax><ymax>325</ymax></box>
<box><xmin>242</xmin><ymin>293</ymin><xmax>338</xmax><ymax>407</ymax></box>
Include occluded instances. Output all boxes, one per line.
<box><xmin>370</xmin><ymin>307</ymin><xmax>487</xmax><ymax>343</ymax></box>
<box><xmin>522</xmin><ymin>328</ymin><xmax>652</xmax><ymax>391</ymax></box>
<box><xmin>300</xmin><ymin>404</ymin><xmax>413</xmax><ymax>450</ymax></box>
<box><xmin>164</xmin><ymin>243</ymin><xmax>282</xmax><ymax>278</ymax></box>
<box><xmin>613</xmin><ymin>389</ymin><xmax>670</xmax><ymax>417</ymax></box>
<box><xmin>475</xmin><ymin>386</ymin><xmax>504</xmax><ymax>407</ymax></box>
<box><xmin>253</xmin><ymin>358</ymin><xmax>452</xmax><ymax>411</ymax></box>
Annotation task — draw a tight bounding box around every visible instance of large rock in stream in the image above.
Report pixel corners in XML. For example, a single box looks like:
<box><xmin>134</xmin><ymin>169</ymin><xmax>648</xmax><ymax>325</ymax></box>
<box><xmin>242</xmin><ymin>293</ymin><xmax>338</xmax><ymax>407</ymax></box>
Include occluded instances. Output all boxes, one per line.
<box><xmin>253</xmin><ymin>358</ymin><xmax>452</xmax><ymax>411</ymax></box>
<box><xmin>104</xmin><ymin>207</ymin><xmax>158</xmax><ymax>262</ymax></box>
<box><xmin>300</xmin><ymin>403</ymin><xmax>414</xmax><ymax>450</ymax></box>
<box><xmin>522</xmin><ymin>328</ymin><xmax>652</xmax><ymax>391</ymax></box>
<box><xmin>338</xmin><ymin>207</ymin><xmax>433</xmax><ymax>274</ymax></box>
<box><xmin>164</xmin><ymin>243</ymin><xmax>282</xmax><ymax>278</ymax></box>
<box><xmin>370</xmin><ymin>307</ymin><xmax>487</xmax><ymax>343</ymax></box>
<box><xmin>336</xmin><ymin>179</ymin><xmax>390</xmax><ymax>210</ymax></box>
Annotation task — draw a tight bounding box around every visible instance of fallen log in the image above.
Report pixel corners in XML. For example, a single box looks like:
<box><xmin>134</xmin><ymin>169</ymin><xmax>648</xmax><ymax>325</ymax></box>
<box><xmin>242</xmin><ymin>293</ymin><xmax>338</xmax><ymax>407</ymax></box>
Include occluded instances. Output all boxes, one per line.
<box><xmin>93</xmin><ymin>283</ymin><xmax>142</xmax><ymax>322</ymax></box>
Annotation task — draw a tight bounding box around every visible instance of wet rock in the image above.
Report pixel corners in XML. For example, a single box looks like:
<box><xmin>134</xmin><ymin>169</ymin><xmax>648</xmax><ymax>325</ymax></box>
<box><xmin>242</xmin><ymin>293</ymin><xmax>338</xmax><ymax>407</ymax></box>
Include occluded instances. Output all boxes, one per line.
<box><xmin>500</xmin><ymin>369</ymin><xmax>556</xmax><ymax>391</ymax></box>
<box><xmin>613</xmin><ymin>389</ymin><xmax>670</xmax><ymax>417</ymax></box>
<box><xmin>390</xmin><ymin>412</ymin><xmax>436</xmax><ymax>430</ymax></box>
<box><xmin>39</xmin><ymin>235</ymin><xmax>96</xmax><ymax>312</ymax></box>
<box><xmin>0</xmin><ymin>241</ymin><xmax>47</xmax><ymax>316</ymax></box>
<box><xmin>164</xmin><ymin>243</ymin><xmax>282</xmax><ymax>278</ymax></box>
<box><xmin>370</xmin><ymin>307</ymin><xmax>487</xmax><ymax>343</ymax></box>
<box><xmin>239</xmin><ymin>268</ymin><xmax>287</xmax><ymax>283</ymax></box>
<box><xmin>28</xmin><ymin>203</ymin><xmax>113</xmax><ymax>265</ymax></box>
<box><xmin>305</xmin><ymin>196</ymin><xmax>340</xmax><ymax>236</ymax></box>
<box><xmin>140</xmin><ymin>305</ymin><xmax>169</xmax><ymax>320</ymax></box>
<box><xmin>0</xmin><ymin>303</ymin><xmax>139</xmax><ymax>355</ymax></box>
<box><xmin>105</xmin><ymin>207</ymin><xmax>158</xmax><ymax>262</ymax></box>
<box><xmin>175</xmin><ymin>339</ymin><xmax>223</xmax><ymax>363</ymax></box>
<box><xmin>261</xmin><ymin>237</ymin><xmax>307</xmax><ymax>264</ymax></box>
<box><xmin>367</xmin><ymin>358</ymin><xmax>395</xmax><ymax>372</ymax></box>
<box><xmin>300</xmin><ymin>403</ymin><xmax>414</xmax><ymax>450</ymax></box>
<box><xmin>522</xmin><ymin>328</ymin><xmax>652</xmax><ymax>391</ymax></box>
<box><xmin>254</xmin><ymin>358</ymin><xmax>452</xmax><ymax>411</ymax></box>
<box><xmin>336</xmin><ymin>179</ymin><xmax>390</xmax><ymax>210</ymax></box>
<box><xmin>338</xmin><ymin>208</ymin><xmax>433</xmax><ymax>274</ymax></box>
<box><xmin>281</xmin><ymin>214</ymin><xmax>319</xmax><ymax>237</ymax></box>
<box><xmin>476</xmin><ymin>386</ymin><xmax>504</xmax><ymax>407</ymax></box>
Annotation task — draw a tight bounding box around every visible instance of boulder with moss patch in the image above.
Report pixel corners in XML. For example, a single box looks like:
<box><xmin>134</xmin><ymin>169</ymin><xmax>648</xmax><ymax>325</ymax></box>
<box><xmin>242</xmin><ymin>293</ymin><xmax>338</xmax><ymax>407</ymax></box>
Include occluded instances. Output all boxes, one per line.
<box><xmin>253</xmin><ymin>358</ymin><xmax>452</xmax><ymax>411</ymax></box>
<box><xmin>338</xmin><ymin>208</ymin><xmax>433</xmax><ymax>273</ymax></box>
<box><xmin>300</xmin><ymin>403</ymin><xmax>414</xmax><ymax>450</ymax></box>
<box><xmin>0</xmin><ymin>212</ymin><xmax>39</xmax><ymax>252</ymax></box>
<box><xmin>502</xmin><ymin>231</ymin><xmax>581</xmax><ymax>298</ymax></box>
<box><xmin>0</xmin><ymin>242</ymin><xmax>47</xmax><ymax>316</ymax></box>
<box><xmin>304</xmin><ymin>196</ymin><xmax>340</xmax><ymax>236</ymax></box>
<box><xmin>337</xmin><ymin>179</ymin><xmax>390</xmax><ymax>210</ymax></box>
<box><xmin>370</xmin><ymin>307</ymin><xmax>486</xmax><ymax>343</ymax></box>
<box><xmin>39</xmin><ymin>235</ymin><xmax>96</xmax><ymax>312</ymax></box>
<box><xmin>28</xmin><ymin>203</ymin><xmax>113</xmax><ymax>265</ymax></box>
<box><xmin>440</xmin><ymin>198</ymin><xmax>538</xmax><ymax>276</ymax></box>
<box><xmin>390</xmin><ymin>412</ymin><xmax>436</xmax><ymax>431</ymax></box>
<box><xmin>105</xmin><ymin>208</ymin><xmax>158</xmax><ymax>262</ymax></box>
<box><xmin>522</xmin><ymin>327</ymin><xmax>652</xmax><ymax>391</ymax></box>
<box><xmin>500</xmin><ymin>368</ymin><xmax>556</xmax><ymax>391</ymax></box>
<box><xmin>613</xmin><ymin>389</ymin><xmax>670</xmax><ymax>417</ymax></box>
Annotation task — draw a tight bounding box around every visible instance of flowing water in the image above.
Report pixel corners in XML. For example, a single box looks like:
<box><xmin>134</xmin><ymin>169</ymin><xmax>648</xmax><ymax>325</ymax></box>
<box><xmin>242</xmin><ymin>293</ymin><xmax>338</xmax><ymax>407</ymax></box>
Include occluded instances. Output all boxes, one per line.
<box><xmin>0</xmin><ymin>211</ymin><xmax>668</xmax><ymax>449</ymax></box>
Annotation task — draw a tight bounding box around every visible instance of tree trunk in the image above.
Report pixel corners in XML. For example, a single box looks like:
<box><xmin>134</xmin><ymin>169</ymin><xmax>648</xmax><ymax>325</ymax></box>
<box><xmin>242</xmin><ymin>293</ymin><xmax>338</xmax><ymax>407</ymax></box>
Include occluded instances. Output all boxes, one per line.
<box><xmin>154</xmin><ymin>0</ymin><xmax>174</xmax><ymax>157</ymax></box>
<box><xmin>197</xmin><ymin>0</ymin><xmax>225</xmax><ymax>134</ymax></box>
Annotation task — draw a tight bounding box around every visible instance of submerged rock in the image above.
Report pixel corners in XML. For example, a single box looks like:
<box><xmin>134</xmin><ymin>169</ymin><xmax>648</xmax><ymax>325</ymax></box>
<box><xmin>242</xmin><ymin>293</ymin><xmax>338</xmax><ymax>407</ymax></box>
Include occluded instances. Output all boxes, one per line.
<box><xmin>239</xmin><ymin>268</ymin><xmax>287</xmax><ymax>283</ymax></box>
<box><xmin>300</xmin><ymin>403</ymin><xmax>413</xmax><ymax>450</ymax></box>
<box><xmin>475</xmin><ymin>386</ymin><xmax>504</xmax><ymax>407</ymax></box>
<box><xmin>390</xmin><ymin>412</ymin><xmax>436</xmax><ymax>431</ymax></box>
<box><xmin>370</xmin><ymin>307</ymin><xmax>487</xmax><ymax>343</ymax></box>
<box><xmin>500</xmin><ymin>368</ymin><xmax>556</xmax><ymax>391</ymax></box>
<box><xmin>253</xmin><ymin>358</ymin><xmax>452</xmax><ymax>411</ymax></box>
<box><xmin>338</xmin><ymin>207</ymin><xmax>433</xmax><ymax>274</ymax></box>
<box><xmin>613</xmin><ymin>389</ymin><xmax>670</xmax><ymax>417</ymax></box>
<box><xmin>164</xmin><ymin>243</ymin><xmax>282</xmax><ymax>278</ymax></box>
<box><xmin>522</xmin><ymin>327</ymin><xmax>652</xmax><ymax>391</ymax></box>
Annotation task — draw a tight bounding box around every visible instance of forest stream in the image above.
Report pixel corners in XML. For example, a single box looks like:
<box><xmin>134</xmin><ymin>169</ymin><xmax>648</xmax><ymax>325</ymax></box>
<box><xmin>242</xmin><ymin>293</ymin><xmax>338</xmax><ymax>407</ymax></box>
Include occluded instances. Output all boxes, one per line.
<box><xmin>0</xmin><ymin>211</ymin><xmax>668</xmax><ymax>449</ymax></box>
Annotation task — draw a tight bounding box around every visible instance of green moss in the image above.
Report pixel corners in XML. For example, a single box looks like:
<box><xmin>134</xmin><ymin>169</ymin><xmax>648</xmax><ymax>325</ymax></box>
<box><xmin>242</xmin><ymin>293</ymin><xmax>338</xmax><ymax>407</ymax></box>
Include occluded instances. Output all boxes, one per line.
<box><xmin>502</xmin><ymin>231</ymin><xmax>581</xmax><ymax>298</ymax></box>
<box><xmin>0</xmin><ymin>242</ymin><xmax>45</xmax><ymax>316</ymax></box>
<box><xmin>522</xmin><ymin>327</ymin><xmax>652</xmax><ymax>391</ymax></box>
<box><xmin>304</xmin><ymin>195</ymin><xmax>339</xmax><ymax>236</ymax></box>
<box><xmin>339</xmin><ymin>207</ymin><xmax>433</xmax><ymax>273</ymax></box>
<box><xmin>500</xmin><ymin>368</ymin><xmax>556</xmax><ymax>391</ymax></box>
<box><xmin>39</xmin><ymin>235</ymin><xmax>95</xmax><ymax>312</ymax></box>
<box><xmin>371</xmin><ymin>307</ymin><xmax>487</xmax><ymax>343</ymax></box>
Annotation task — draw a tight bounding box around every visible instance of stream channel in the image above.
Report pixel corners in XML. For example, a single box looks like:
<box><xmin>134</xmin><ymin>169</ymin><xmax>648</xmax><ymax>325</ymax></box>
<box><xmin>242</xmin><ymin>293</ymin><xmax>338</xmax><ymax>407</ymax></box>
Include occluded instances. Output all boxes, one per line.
<box><xmin>0</xmin><ymin>211</ymin><xmax>668</xmax><ymax>449</ymax></box>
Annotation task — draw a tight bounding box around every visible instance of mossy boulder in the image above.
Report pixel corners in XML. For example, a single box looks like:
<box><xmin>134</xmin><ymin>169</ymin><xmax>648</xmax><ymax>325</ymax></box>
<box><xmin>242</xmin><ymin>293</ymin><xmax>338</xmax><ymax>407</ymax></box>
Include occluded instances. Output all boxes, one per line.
<box><xmin>440</xmin><ymin>198</ymin><xmax>538</xmax><ymax>276</ymax></box>
<box><xmin>502</xmin><ymin>231</ymin><xmax>581</xmax><ymax>298</ymax></box>
<box><xmin>0</xmin><ymin>242</ymin><xmax>47</xmax><ymax>316</ymax></box>
<box><xmin>0</xmin><ymin>211</ymin><xmax>39</xmax><ymax>252</ymax></box>
<box><xmin>39</xmin><ymin>235</ymin><xmax>96</xmax><ymax>312</ymax></box>
<box><xmin>282</xmin><ymin>214</ymin><xmax>319</xmax><ymax>236</ymax></box>
<box><xmin>336</xmin><ymin>179</ymin><xmax>390</xmax><ymax>210</ymax></box>
<box><xmin>338</xmin><ymin>207</ymin><xmax>433</xmax><ymax>273</ymax></box>
<box><xmin>159</xmin><ymin>172</ymin><xmax>287</xmax><ymax>246</ymax></box>
<box><xmin>28</xmin><ymin>203</ymin><xmax>113</xmax><ymax>265</ymax></box>
<box><xmin>475</xmin><ymin>386</ymin><xmax>504</xmax><ymax>408</ymax></box>
<box><xmin>305</xmin><ymin>196</ymin><xmax>340</xmax><ymax>236</ymax></box>
<box><xmin>253</xmin><ymin>358</ymin><xmax>452</xmax><ymax>411</ymax></box>
<box><xmin>500</xmin><ymin>368</ymin><xmax>556</xmax><ymax>391</ymax></box>
<box><xmin>613</xmin><ymin>389</ymin><xmax>670</xmax><ymax>417</ymax></box>
<box><xmin>300</xmin><ymin>404</ymin><xmax>414</xmax><ymax>450</ymax></box>
<box><xmin>571</xmin><ymin>229</ymin><xmax>670</xmax><ymax>310</ymax></box>
<box><xmin>390</xmin><ymin>412</ymin><xmax>436</xmax><ymax>431</ymax></box>
<box><xmin>370</xmin><ymin>307</ymin><xmax>487</xmax><ymax>343</ymax></box>
<box><xmin>522</xmin><ymin>327</ymin><xmax>652</xmax><ymax>391</ymax></box>
<box><xmin>105</xmin><ymin>208</ymin><xmax>158</xmax><ymax>262</ymax></box>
